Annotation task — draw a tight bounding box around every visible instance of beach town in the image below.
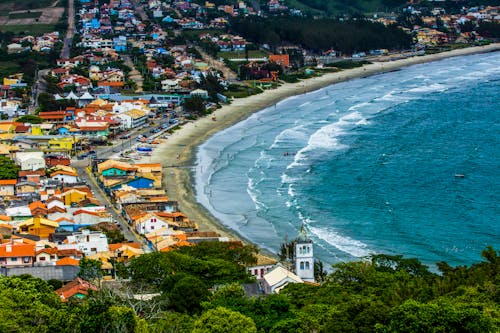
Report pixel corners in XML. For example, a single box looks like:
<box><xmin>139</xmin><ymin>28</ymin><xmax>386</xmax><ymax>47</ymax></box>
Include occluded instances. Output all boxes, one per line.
<box><xmin>0</xmin><ymin>0</ymin><xmax>498</xmax><ymax>326</ymax></box>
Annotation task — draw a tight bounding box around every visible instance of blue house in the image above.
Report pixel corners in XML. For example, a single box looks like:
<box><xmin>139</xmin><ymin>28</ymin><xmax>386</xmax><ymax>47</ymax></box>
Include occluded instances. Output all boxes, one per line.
<box><xmin>90</xmin><ymin>18</ymin><xmax>101</xmax><ymax>29</ymax></box>
<box><xmin>58</xmin><ymin>127</ymin><xmax>69</xmax><ymax>135</ymax></box>
<box><xmin>112</xmin><ymin>177</ymin><xmax>155</xmax><ymax>190</ymax></box>
<box><xmin>113</xmin><ymin>36</ymin><xmax>127</xmax><ymax>52</ymax></box>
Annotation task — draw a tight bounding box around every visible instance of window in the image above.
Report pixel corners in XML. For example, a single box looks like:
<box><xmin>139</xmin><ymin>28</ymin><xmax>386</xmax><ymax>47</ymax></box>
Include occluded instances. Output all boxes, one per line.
<box><xmin>151</xmin><ymin>226</ymin><xmax>155</xmax><ymax>230</ymax></box>
<box><xmin>23</xmin><ymin>257</ymin><xmax>30</xmax><ymax>263</ymax></box>
<box><xmin>50</xmin><ymin>255</ymin><xmax>56</xmax><ymax>260</ymax></box>
<box><xmin>11</xmin><ymin>257</ymin><xmax>17</xmax><ymax>261</ymax></box>
<box><xmin>300</xmin><ymin>261</ymin><xmax>304</xmax><ymax>270</ymax></box>
<box><xmin>91</xmin><ymin>248</ymin><xmax>97</xmax><ymax>252</ymax></box>
<box><xmin>305</xmin><ymin>262</ymin><xmax>310</xmax><ymax>270</ymax></box>
<box><xmin>40</xmin><ymin>257</ymin><xmax>46</xmax><ymax>261</ymax></box>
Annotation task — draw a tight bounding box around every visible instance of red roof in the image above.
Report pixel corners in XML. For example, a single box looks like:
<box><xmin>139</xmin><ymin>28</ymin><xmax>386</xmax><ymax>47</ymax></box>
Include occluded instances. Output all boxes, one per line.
<box><xmin>0</xmin><ymin>179</ymin><xmax>17</xmax><ymax>186</ymax></box>
<box><xmin>78</xmin><ymin>126</ymin><xmax>109</xmax><ymax>131</ymax></box>
<box><xmin>15</xmin><ymin>125</ymin><xmax>30</xmax><ymax>133</ymax></box>
<box><xmin>19</xmin><ymin>170</ymin><xmax>45</xmax><ymax>177</ymax></box>
<box><xmin>56</xmin><ymin>257</ymin><xmax>80</xmax><ymax>266</ymax></box>
<box><xmin>56</xmin><ymin>278</ymin><xmax>98</xmax><ymax>301</ymax></box>
<box><xmin>0</xmin><ymin>242</ymin><xmax>35</xmax><ymax>257</ymax></box>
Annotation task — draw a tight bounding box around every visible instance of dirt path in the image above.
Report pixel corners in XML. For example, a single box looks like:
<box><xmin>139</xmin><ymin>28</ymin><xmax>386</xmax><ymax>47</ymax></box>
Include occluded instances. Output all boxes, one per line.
<box><xmin>123</xmin><ymin>55</ymin><xmax>144</xmax><ymax>92</ymax></box>
<box><xmin>195</xmin><ymin>46</ymin><xmax>238</xmax><ymax>81</ymax></box>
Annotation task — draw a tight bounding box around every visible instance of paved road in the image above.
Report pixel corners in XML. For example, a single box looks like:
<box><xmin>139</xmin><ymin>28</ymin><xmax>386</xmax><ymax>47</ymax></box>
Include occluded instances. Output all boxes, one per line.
<box><xmin>60</xmin><ymin>0</ymin><xmax>75</xmax><ymax>58</ymax></box>
<box><xmin>71</xmin><ymin>119</ymin><xmax>177</xmax><ymax>251</ymax></box>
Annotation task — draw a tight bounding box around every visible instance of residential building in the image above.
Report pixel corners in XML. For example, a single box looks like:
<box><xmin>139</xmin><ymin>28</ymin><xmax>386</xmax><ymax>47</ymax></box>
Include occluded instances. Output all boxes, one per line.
<box><xmin>0</xmin><ymin>240</ymin><xmax>36</xmax><ymax>268</ymax></box>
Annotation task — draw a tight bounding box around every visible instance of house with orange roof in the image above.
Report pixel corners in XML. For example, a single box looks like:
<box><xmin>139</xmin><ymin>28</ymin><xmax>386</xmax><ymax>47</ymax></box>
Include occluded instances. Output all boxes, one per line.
<box><xmin>269</xmin><ymin>54</ymin><xmax>290</xmax><ymax>67</ymax></box>
<box><xmin>18</xmin><ymin>170</ymin><xmax>46</xmax><ymax>185</ymax></box>
<box><xmin>0</xmin><ymin>240</ymin><xmax>35</xmax><ymax>267</ymax></box>
<box><xmin>29</xmin><ymin>201</ymin><xmax>48</xmax><ymax>217</ymax></box>
<box><xmin>17</xmin><ymin>217</ymin><xmax>59</xmax><ymax>239</ymax></box>
<box><xmin>0</xmin><ymin>179</ymin><xmax>17</xmax><ymax>196</ymax></box>
<box><xmin>56</xmin><ymin>278</ymin><xmax>98</xmax><ymax>301</ymax></box>
<box><xmin>35</xmin><ymin>247</ymin><xmax>83</xmax><ymax>266</ymax></box>
<box><xmin>55</xmin><ymin>257</ymin><xmax>80</xmax><ymax>266</ymax></box>
<box><xmin>155</xmin><ymin>211</ymin><xmax>197</xmax><ymax>231</ymax></box>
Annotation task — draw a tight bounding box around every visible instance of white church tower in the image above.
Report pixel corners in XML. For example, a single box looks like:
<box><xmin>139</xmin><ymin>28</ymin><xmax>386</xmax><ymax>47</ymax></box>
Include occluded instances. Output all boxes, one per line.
<box><xmin>294</xmin><ymin>224</ymin><xmax>315</xmax><ymax>282</ymax></box>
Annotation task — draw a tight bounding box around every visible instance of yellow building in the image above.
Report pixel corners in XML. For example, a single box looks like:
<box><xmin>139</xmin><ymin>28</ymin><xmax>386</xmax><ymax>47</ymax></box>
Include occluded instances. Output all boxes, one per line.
<box><xmin>61</xmin><ymin>189</ymin><xmax>88</xmax><ymax>205</ymax></box>
<box><xmin>18</xmin><ymin>217</ymin><xmax>59</xmax><ymax>239</ymax></box>
<box><xmin>47</xmin><ymin>137</ymin><xmax>77</xmax><ymax>152</ymax></box>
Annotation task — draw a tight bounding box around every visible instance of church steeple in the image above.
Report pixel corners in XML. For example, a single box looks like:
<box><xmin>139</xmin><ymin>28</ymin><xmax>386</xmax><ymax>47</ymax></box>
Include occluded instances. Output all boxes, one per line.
<box><xmin>294</xmin><ymin>223</ymin><xmax>315</xmax><ymax>282</ymax></box>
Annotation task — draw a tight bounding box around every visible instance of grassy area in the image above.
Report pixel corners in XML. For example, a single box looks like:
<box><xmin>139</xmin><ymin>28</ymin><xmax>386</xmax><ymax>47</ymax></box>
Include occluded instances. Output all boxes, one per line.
<box><xmin>223</xmin><ymin>84</ymin><xmax>263</xmax><ymax>99</ymax></box>
<box><xmin>0</xmin><ymin>61</ymin><xmax>22</xmax><ymax>77</ymax></box>
<box><xmin>8</xmin><ymin>11</ymin><xmax>42</xmax><ymax>19</ymax></box>
<box><xmin>217</xmin><ymin>50</ymin><xmax>269</xmax><ymax>60</ymax></box>
<box><xmin>0</xmin><ymin>0</ymin><xmax>54</xmax><ymax>10</ymax></box>
<box><xmin>0</xmin><ymin>23</ymin><xmax>55</xmax><ymax>34</ymax></box>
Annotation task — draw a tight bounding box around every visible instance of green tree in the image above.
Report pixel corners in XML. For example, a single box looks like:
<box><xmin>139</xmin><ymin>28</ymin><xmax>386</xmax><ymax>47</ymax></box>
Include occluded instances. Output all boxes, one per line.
<box><xmin>167</xmin><ymin>275</ymin><xmax>209</xmax><ymax>314</ymax></box>
<box><xmin>193</xmin><ymin>307</ymin><xmax>257</xmax><ymax>333</ymax></box>
<box><xmin>0</xmin><ymin>156</ymin><xmax>20</xmax><ymax>180</ymax></box>
<box><xmin>16</xmin><ymin>114</ymin><xmax>42</xmax><ymax>124</ymax></box>
<box><xmin>183</xmin><ymin>96</ymin><xmax>206</xmax><ymax>117</ymax></box>
<box><xmin>78</xmin><ymin>258</ymin><xmax>103</xmax><ymax>282</ymax></box>
<box><xmin>149</xmin><ymin>311</ymin><xmax>195</xmax><ymax>333</ymax></box>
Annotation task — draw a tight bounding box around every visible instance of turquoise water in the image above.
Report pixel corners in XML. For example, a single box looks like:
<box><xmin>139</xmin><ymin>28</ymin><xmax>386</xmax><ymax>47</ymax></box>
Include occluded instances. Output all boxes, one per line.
<box><xmin>195</xmin><ymin>52</ymin><xmax>500</xmax><ymax>267</ymax></box>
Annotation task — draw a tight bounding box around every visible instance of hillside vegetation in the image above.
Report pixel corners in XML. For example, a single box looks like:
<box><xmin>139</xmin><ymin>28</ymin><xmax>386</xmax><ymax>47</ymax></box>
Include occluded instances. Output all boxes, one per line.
<box><xmin>0</xmin><ymin>244</ymin><xmax>498</xmax><ymax>332</ymax></box>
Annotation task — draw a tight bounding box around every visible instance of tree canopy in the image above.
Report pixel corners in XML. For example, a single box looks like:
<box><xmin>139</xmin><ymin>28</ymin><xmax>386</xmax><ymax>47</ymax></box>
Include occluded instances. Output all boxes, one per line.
<box><xmin>0</xmin><ymin>246</ymin><xmax>498</xmax><ymax>332</ymax></box>
<box><xmin>0</xmin><ymin>155</ymin><xmax>20</xmax><ymax>180</ymax></box>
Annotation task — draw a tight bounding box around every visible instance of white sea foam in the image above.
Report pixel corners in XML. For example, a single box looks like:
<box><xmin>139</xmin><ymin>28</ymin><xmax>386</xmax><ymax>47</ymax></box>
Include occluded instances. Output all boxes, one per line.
<box><xmin>309</xmin><ymin>226</ymin><xmax>371</xmax><ymax>258</ymax></box>
<box><xmin>247</xmin><ymin>177</ymin><xmax>266</xmax><ymax>210</ymax></box>
<box><xmin>299</xmin><ymin>101</ymin><xmax>311</xmax><ymax>108</ymax></box>
<box><xmin>408</xmin><ymin>83</ymin><xmax>448</xmax><ymax>93</ymax></box>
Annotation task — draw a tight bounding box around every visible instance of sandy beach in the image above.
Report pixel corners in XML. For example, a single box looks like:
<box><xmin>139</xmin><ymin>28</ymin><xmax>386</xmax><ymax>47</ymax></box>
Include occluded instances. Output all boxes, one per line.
<box><xmin>144</xmin><ymin>43</ymin><xmax>500</xmax><ymax>243</ymax></box>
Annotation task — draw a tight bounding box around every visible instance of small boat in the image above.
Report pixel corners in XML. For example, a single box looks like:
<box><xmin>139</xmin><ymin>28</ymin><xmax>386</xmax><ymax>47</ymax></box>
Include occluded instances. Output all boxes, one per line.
<box><xmin>454</xmin><ymin>174</ymin><xmax>465</xmax><ymax>178</ymax></box>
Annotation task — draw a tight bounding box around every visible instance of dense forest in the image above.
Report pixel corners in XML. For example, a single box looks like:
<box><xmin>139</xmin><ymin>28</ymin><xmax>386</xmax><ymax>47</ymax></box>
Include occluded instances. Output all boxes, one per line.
<box><xmin>230</xmin><ymin>17</ymin><xmax>412</xmax><ymax>54</ymax></box>
<box><xmin>0</xmin><ymin>243</ymin><xmax>498</xmax><ymax>332</ymax></box>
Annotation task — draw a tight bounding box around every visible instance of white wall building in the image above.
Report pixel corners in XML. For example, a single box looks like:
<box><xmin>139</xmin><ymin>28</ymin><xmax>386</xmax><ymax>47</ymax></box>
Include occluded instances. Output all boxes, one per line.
<box><xmin>14</xmin><ymin>151</ymin><xmax>46</xmax><ymax>171</ymax></box>
<box><xmin>59</xmin><ymin>230</ymin><xmax>109</xmax><ymax>255</ymax></box>
<box><xmin>294</xmin><ymin>227</ymin><xmax>315</xmax><ymax>282</ymax></box>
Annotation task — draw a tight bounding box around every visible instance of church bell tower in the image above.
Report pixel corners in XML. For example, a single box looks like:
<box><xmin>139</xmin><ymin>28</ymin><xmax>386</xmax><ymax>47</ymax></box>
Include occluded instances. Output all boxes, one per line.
<box><xmin>294</xmin><ymin>224</ymin><xmax>315</xmax><ymax>282</ymax></box>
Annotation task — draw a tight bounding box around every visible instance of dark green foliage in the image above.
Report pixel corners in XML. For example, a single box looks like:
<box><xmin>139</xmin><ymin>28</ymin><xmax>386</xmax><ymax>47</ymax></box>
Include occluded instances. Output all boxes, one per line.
<box><xmin>0</xmin><ymin>155</ymin><xmax>20</xmax><ymax>180</ymax></box>
<box><xmin>0</xmin><ymin>248</ymin><xmax>498</xmax><ymax>332</ymax></box>
<box><xmin>78</xmin><ymin>258</ymin><xmax>103</xmax><ymax>282</ymax></box>
<box><xmin>230</xmin><ymin>17</ymin><xmax>412</xmax><ymax>54</ymax></box>
<box><xmin>16</xmin><ymin>114</ymin><xmax>42</xmax><ymax>124</ymax></box>
<box><xmin>183</xmin><ymin>96</ymin><xmax>206</xmax><ymax>117</ymax></box>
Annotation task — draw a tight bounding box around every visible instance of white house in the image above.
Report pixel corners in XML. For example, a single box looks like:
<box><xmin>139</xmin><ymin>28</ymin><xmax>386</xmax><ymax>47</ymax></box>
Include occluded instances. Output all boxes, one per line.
<box><xmin>59</xmin><ymin>229</ymin><xmax>109</xmax><ymax>255</ymax></box>
<box><xmin>14</xmin><ymin>151</ymin><xmax>46</xmax><ymax>171</ymax></box>
<box><xmin>116</xmin><ymin>109</ymin><xmax>147</xmax><ymax>129</ymax></box>
<box><xmin>262</xmin><ymin>265</ymin><xmax>303</xmax><ymax>294</ymax></box>
<box><xmin>247</xmin><ymin>254</ymin><xmax>278</xmax><ymax>280</ymax></box>
<box><xmin>133</xmin><ymin>213</ymin><xmax>170</xmax><ymax>235</ymax></box>
<box><xmin>50</xmin><ymin>170</ymin><xmax>79</xmax><ymax>184</ymax></box>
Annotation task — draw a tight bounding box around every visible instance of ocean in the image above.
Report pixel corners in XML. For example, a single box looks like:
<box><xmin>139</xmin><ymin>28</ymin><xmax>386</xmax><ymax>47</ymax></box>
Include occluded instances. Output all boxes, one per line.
<box><xmin>195</xmin><ymin>52</ymin><xmax>500</xmax><ymax>268</ymax></box>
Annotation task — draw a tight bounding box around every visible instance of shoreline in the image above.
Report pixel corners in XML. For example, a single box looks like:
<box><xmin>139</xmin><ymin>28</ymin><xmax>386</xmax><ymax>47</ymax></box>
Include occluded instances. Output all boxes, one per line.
<box><xmin>144</xmin><ymin>43</ymin><xmax>500</xmax><ymax>249</ymax></box>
